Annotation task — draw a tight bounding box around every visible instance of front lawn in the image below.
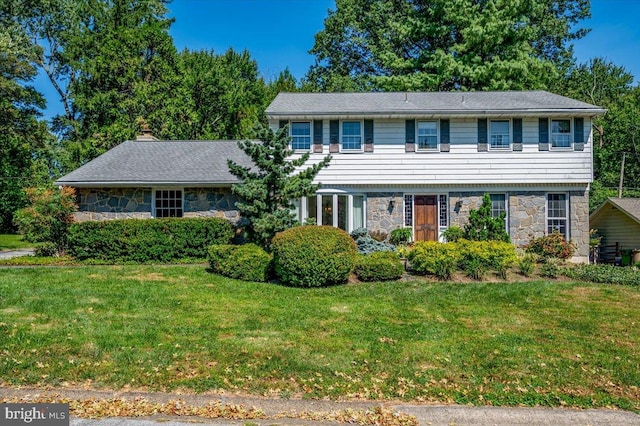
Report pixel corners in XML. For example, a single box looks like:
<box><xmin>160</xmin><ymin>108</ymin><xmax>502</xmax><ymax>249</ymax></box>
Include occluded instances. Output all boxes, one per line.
<box><xmin>0</xmin><ymin>234</ymin><xmax>34</xmax><ymax>251</ymax></box>
<box><xmin>0</xmin><ymin>265</ymin><xmax>638</xmax><ymax>411</ymax></box>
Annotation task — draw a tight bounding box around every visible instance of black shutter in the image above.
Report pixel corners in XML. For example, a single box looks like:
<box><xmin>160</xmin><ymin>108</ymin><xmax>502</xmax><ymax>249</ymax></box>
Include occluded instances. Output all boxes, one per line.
<box><xmin>405</xmin><ymin>119</ymin><xmax>415</xmax><ymax>152</ymax></box>
<box><xmin>477</xmin><ymin>118</ymin><xmax>488</xmax><ymax>152</ymax></box>
<box><xmin>513</xmin><ymin>118</ymin><xmax>523</xmax><ymax>151</ymax></box>
<box><xmin>364</xmin><ymin>119</ymin><xmax>374</xmax><ymax>152</ymax></box>
<box><xmin>574</xmin><ymin>117</ymin><xmax>584</xmax><ymax>151</ymax></box>
<box><xmin>313</xmin><ymin>120</ymin><xmax>323</xmax><ymax>153</ymax></box>
<box><xmin>440</xmin><ymin>119</ymin><xmax>450</xmax><ymax>152</ymax></box>
<box><xmin>538</xmin><ymin>118</ymin><xmax>549</xmax><ymax>151</ymax></box>
<box><xmin>329</xmin><ymin>119</ymin><xmax>339</xmax><ymax>153</ymax></box>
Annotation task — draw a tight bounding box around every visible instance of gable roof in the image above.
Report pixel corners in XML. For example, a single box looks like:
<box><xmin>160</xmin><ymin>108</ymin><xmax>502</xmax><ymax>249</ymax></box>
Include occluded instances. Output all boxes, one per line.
<box><xmin>590</xmin><ymin>198</ymin><xmax>640</xmax><ymax>226</ymax></box>
<box><xmin>266</xmin><ymin>91</ymin><xmax>606</xmax><ymax>119</ymax></box>
<box><xmin>55</xmin><ymin>140</ymin><xmax>251</xmax><ymax>187</ymax></box>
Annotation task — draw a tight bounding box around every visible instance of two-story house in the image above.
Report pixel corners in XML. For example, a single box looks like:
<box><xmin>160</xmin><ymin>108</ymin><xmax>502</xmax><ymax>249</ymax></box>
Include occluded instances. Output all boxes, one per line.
<box><xmin>56</xmin><ymin>91</ymin><xmax>605</xmax><ymax>262</ymax></box>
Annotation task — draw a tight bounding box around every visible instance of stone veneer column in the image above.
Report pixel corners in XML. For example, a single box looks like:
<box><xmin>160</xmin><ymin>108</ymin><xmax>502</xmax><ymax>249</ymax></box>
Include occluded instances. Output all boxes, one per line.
<box><xmin>508</xmin><ymin>192</ymin><xmax>546</xmax><ymax>248</ymax></box>
<box><xmin>570</xmin><ymin>190</ymin><xmax>590</xmax><ymax>262</ymax></box>
<box><xmin>365</xmin><ymin>193</ymin><xmax>404</xmax><ymax>234</ymax></box>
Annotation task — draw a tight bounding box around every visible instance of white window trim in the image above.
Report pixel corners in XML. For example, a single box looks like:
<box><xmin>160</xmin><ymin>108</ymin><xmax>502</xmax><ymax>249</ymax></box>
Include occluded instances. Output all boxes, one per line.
<box><xmin>550</xmin><ymin>119</ymin><xmax>572</xmax><ymax>150</ymax></box>
<box><xmin>299</xmin><ymin>193</ymin><xmax>366</xmax><ymax>232</ymax></box>
<box><xmin>489</xmin><ymin>119</ymin><xmax>512</xmax><ymax>150</ymax></box>
<box><xmin>489</xmin><ymin>193</ymin><xmax>509</xmax><ymax>232</ymax></box>
<box><xmin>416</xmin><ymin>120</ymin><xmax>439</xmax><ymax>152</ymax></box>
<box><xmin>289</xmin><ymin>121</ymin><xmax>313</xmax><ymax>152</ymax></box>
<box><xmin>152</xmin><ymin>187</ymin><xmax>184</xmax><ymax>218</ymax></box>
<box><xmin>340</xmin><ymin>120</ymin><xmax>364</xmax><ymax>153</ymax></box>
<box><xmin>546</xmin><ymin>192</ymin><xmax>570</xmax><ymax>240</ymax></box>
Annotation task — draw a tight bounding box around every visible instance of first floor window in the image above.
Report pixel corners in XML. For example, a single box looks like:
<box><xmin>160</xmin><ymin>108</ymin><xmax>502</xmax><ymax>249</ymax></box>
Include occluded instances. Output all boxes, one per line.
<box><xmin>551</xmin><ymin>119</ymin><xmax>571</xmax><ymax>148</ymax></box>
<box><xmin>417</xmin><ymin>121</ymin><xmax>438</xmax><ymax>150</ymax></box>
<box><xmin>439</xmin><ymin>194</ymin><xmax>448</xmax><ymax>227</ymax></box>
<box><xmin>490</xmin><ymin>120</ymin><xmax>510</xmax><ymax>149</ymax></box>
<box><xmin>342</xmin><ymin>121</ymin><xmax>362</xmax><ymax>150</ymax></box>
<box><xmin>547</xmin><ymin>193</ymin><xmax>568</xmax><ymax>239</ymax></box>
<box><xmin>155</xmin><ymin>189</ymin><xmax>183</xmax><ymax>218</ymax></box>
<box><xmin>490</xmin><ymin>193</ymin><xmax>508</xmax><ymax>230</ymax></box>
<box><xmin>291</xmin><ymin>121</ymin><xmax>311</xmax><ymax>151</ymax></box>
<box><xmin>300</xmin><ymin>194</ymin><xmax>364</xmax><ymax>231</ymax></box>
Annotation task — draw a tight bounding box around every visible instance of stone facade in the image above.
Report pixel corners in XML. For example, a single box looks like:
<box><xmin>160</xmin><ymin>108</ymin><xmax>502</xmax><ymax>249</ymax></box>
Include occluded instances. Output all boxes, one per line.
<box><xmin>365</xmin><ymin>192</ymin><xmax>404</xmax><ymax>235</ymax></box>
<box><xmin>74</xmin><ymin>187</ymin><xmax>240</xmax><ymax>223</ymax></box>
<box><xmin>508</xmin><ymin>191</ymin><xmax>547</xmax><ymax>248</ymax></box>
<box><xmin>569</xmin><ymin>190</ymin><xmax>590</xmax><ymax>261</ymax></box>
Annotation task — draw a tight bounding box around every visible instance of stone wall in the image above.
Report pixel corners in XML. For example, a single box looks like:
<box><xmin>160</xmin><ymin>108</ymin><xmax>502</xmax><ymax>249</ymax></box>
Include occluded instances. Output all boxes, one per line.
<box><xmin>74</xmin><ymin>187</ymin><xmax>240</xmax><ymax>223</ymax></box>
<box><xmin>508</xmin><ymin>191</ymin><xmax>547</xmax><ymax>248</ymax></box>
<box><xmin>569</xmin><ymin>190</ymin><xmax>590</xmax><ymax>261</ymax></box>
<box><xmin>366</xmin><ymin>192</ymin><xmax>404</xmax><ymax>234</ymax></box>
<box><xmin>448</xmin><ymin>191</ymin><xmax>485</xmax><ymax>228</ymax></box>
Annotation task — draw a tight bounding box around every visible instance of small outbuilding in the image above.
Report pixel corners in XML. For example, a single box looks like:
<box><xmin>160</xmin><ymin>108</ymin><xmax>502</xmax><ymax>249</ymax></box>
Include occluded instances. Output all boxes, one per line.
<box><xmin>590</xmin><ymin>198</ymin><xmax>640</xmax><ymax>264</ymax></box>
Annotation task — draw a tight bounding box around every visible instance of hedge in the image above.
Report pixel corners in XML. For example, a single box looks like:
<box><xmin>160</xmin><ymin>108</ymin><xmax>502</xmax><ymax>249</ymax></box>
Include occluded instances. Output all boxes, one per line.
<box><xmin>67</xmin><ymin>217</ymin><xmax>234</xmax><ymax>263</ymax></box>
<box><xmin>208</xmin><ymin>243</ymin><xmax>272</xmax><ymax>282</ymax></box>
<box><xmin>354</xmin><ymin>251</ymin><xmax>404</xmax><ymax>282</ymax></box>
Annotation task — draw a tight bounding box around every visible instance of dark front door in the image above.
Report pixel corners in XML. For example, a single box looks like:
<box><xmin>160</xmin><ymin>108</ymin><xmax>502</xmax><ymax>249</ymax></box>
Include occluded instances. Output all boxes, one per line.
<box><xmin>414</xmin><ymin>195</ymin><xmax>438</xmax><ymax>241</ymax></box>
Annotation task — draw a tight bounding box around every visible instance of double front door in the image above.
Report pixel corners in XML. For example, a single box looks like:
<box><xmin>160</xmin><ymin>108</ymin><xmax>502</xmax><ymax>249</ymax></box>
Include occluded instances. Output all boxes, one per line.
<box><xmin>414</xmin><ymin>195</ymin><xmax>438</xmax><ymax>242</ymax></box>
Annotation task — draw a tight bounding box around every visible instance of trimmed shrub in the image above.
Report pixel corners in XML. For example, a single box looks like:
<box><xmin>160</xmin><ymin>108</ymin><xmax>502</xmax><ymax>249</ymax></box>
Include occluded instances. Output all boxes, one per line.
<box><xmin>208</xmin><ymin>243</ymin><xmax>272</xmax><ymax>282</ymax></box>
<box><xmin>456</xmin><ymin>239</ymin><xmax>517</xmax><ymax>279</ymax></box>
<box><xmin>408</xmin><ymin>241</ymin><xmax>460</xmax><ymax>280</ymax></box>
<box><xmin>525</xmin><ymin>231</ymin><xmax>576</xmax><ymax>259</ymax></box>
<box><xmin>350</xmin><ymin>227</ymin><xmax>395</xmax><ymax>254</ymax></box>
<box><xmin>354</xmin><ymin>251</ymin><xmax>404</xmax><ymax>282</ymax></box>
<box><xmin>67</xmin><ymin>217</ymin><xmax>234</xmax><ymax>263</ymax></box>
<box><xmin>272</xmin><ymin>225</ymin><xmax>357</xmax><ymax>287</ymax></box>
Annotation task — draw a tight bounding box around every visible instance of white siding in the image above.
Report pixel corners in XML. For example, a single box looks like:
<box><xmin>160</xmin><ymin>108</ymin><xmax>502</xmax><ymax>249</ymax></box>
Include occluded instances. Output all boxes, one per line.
<box><xmin>271</xmin><ymin>117</ymin><xmax>594</xmax><ymax>186</ymax></box>
<box><xmin>592</xmin><ymin>208</ymin><xmax>640</xmax><ymax>251</ymax></box>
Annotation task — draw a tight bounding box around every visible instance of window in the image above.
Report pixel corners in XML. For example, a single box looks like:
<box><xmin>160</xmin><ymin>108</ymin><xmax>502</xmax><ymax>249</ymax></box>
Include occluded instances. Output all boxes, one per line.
<box><xmin>490</xmin><ymin>193</ymin><xmax>508</xmax><ymax>230</ymax></box>
<box><xmin>551</xmin><ymin>119</ymin><xmax>571</xmax><ymax>148</ymax></box>
<box><xmin>301</xmin><ymin>194</ymin><xmax>365</xmax><ymax>231</ymax></box>
<box><xmin>417</xmin><ymin>121</ymin><xmax>438</xmax><ymax>150</ymax></box>
<box><xmin>342</xmin><ymin>121</ymin><xmax>362</xmax><ymax>150</ymax></box>
<box><xmin>547</xmin><ymin>193</ymin><xmax>568</xmax><ymax>239</ymax></box>
<box><xmin>155</xmin><ymin>189</ymin><xmax>183</xmax><ymax>218</ymax></box>
<box><xmin>439</xmin><ymin>194</ymin><xmax>448</xmax><ymax>227</ymax></box>
<box><xmin>404</xmin><ymin>195</ymin><xmax>413</xmax><ymax>226</ymax></box>
<box><xmin>490</xmin><ymin>120</ymin><xmax>510</xmax><ymax>149</ymax></box>
<box><xmin>291</xmin><ymin>121</ymin><xmax>311</xmax><ymax>151</ymax></box>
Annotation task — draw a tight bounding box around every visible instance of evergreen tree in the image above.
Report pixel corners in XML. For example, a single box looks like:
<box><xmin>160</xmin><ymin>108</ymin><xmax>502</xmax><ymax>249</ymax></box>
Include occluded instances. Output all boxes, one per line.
<box><xmin>228</xmin><ymin>124</ymin><xmax>331</xmax><ymax>250</ymax></box>
<box><xmin>463</xmin><ymin>194</ymin><xmax>510</xmax><ymax>242</ymax></box>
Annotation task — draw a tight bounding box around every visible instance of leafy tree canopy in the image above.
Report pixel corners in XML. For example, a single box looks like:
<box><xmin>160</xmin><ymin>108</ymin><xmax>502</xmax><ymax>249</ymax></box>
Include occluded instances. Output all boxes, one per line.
<box><xmin>306</xmin><ymin>0</ymin><xmax>590</xmax><ymax>91</ymax></box>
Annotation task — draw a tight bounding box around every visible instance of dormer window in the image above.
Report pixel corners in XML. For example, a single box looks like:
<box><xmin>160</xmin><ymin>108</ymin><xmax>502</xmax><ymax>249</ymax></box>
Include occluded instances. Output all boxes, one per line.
<box><xmin>417</xmin><ymin>121</ymin><xmax>438</xmax><ymax>151</ymax></box>
<box><xmin>551</xmin><ymin>119</ymin><xmax>571</xmax><ymax>148</ymax></box>
<box><xmin>341</xmin><ymin>121</ymin><xmax>362</xmax><ymax>151</ymax></box>
<box><xmin>291</xmin><ymin>121</ymin><xmax>311</xmax><ymax>151</ymax></box>
<box><xmin>490</xmin><ymin>120</ymin><xmax>510</xmax><ymax>149</ymax></box>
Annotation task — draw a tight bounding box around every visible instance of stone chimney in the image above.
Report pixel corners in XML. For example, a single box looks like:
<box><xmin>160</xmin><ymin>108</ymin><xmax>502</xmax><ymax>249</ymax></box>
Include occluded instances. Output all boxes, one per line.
<box><xmin>136</xmin><ymin>126</ymin><xmax>159</xmax><ymax>141</ymax></box>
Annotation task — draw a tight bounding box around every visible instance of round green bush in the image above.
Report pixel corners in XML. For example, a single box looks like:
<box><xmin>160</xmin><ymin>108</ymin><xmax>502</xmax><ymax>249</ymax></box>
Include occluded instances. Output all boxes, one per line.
<box><xmin>272</xmin><ymin>225</ymin><xmax>357</xmax><ymax>287</ymax></box>
<box><xmin>208</xmin><ymin>243</ymin><xmax>272</xmax><ymax>282</ymax></box>
<box><xmin>354</xmin><ymin>251</ymin><xmax>404</xmax><ymax>282</ymax></box>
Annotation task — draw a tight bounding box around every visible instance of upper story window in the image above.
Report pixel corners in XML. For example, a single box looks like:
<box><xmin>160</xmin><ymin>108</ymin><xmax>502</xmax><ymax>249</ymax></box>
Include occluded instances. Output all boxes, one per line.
<box><xmin>291</xmin><ymin>121</ymin><xmax>311</xmax><ymax>151</ymax></box>
<box><xmin>490</xmin><ymin>120</ymin><xmax>510</xmax><ymax>149</ymax></box>
<box><xmin>551</xmin><ymin>119</ymin><xmax>571</xmax><ymax>148</ymax></box>
<box><xmin>417</xmin><ymin>121</ymin><xmax>438</xmax><ymax>151</ymax></box>
<box><xmin>155</xmin><ymin>189</ymin><xmax>183</xmax><ymax>218</ymax></box>
<box><xmin>342</xmin><ymin>121</ymin><xmax>362</xmax><ymax>151</ymax></box>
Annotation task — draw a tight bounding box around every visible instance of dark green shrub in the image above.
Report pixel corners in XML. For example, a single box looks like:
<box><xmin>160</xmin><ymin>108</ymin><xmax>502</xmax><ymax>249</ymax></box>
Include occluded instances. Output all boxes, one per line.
<box><xmin>565</xmin><ymin>264</ymin><xmax>640</xmax><ymax>286</ymax></box>
<box><xmin>518</xmin><ymin>254</ymin><xmax>537</xmax><ymax>277</ymax></box>
<box><xmin>442</xmin><ymin>226</ymin><xmax>464</xmax><ymax>242</ymax></box>
<box><xmin>208</xmin><ymin>243</ymin><xmax>272</xmax><ymax>282</ymax></box>
<box><xmin>463</xmin><ymin>194</ymin><xmax>510</xmax><ymax>242</ymax></box>
<box><xmin>525</xmin><ymin>231</ymin><xmax>575</xmax><ymax>259</ymax></box>
<box><xmin>67</xmin><ymin>217</ymin><xmax>233</xmax><ymax>263</ymax></box>
<box><xmin>350</xmin><ymin>227</ymin><xmax>395</xmax><ymax>254</ymax></box>
<box><xmin>540</xmin><ymin>258</ymin><xmax>563</xmax><ymax>278</ymax></box>
<box><xmin>389</xmin><ymin>227</ymin><xmax>412</xmax><ymax>246</ymax></box>
<box><xmin>34</xmin><ymin>242</ymin><xmax>57</xmax><ymax>257</ymax></box>
<box><xmin>272</xmin><ymin>225</ymin><xmax>357</xmax><ymax>287</ymax></box>
<box><xmin>354</xmin><ymin>251</ymin><xmax>404</xmax><ymax>282</ymax></box>
<box><xmin>408</xmin><ymin>241</ymin><xmax>459</xmax><ymax>280</ymax></box>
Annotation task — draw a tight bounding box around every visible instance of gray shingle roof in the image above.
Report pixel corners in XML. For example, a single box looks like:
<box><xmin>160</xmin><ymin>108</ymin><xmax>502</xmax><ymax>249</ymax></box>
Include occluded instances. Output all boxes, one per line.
<box><xmin>607</xmin><ymin>198</ymin><xmax>640</xmax><ymax>222</ymax></box>
<box><xmin>266</xmin><ymin>91</ymin><xmax>605</xmax><ymax>118</ymax></box>
<box><xmin>55</xmin><ymin>140</ymin><xmax>252</xmax><ymax>187</ymax></box>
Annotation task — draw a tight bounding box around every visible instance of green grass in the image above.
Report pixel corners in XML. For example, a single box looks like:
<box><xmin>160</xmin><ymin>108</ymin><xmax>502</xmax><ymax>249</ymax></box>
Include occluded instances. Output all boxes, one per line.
<box><xmin>0</xmin><ymin>265</ymin><xmax>639</xmax><ymax>411</ymax></box>
<box><xmin>0</xmin><ymin>234</ymin><xmax>34</xmax><ymax>251</ymax></box>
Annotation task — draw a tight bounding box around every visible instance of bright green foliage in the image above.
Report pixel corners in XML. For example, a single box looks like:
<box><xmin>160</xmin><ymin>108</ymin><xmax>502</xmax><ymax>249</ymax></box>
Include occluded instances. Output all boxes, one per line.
<box><xmin>456</xmin><ymin>239</ymin><xmax>518</xmax><ymax>280</ymax></box>
<box><xmin>13</xmin><ymin>186</ymin><xmax>77</xmax><ymax>255</ymax></box>
<box><xmin>307</xmin><ymin>0</ymin><xmax>590</xmax><ymax>91</ymax></box>
<box><xmin>526</xmin><ymin>231</ymin><xmax>576</xmax><ymax>259</ymax></box>
<box><xmin>518</xmin><ymin>254</ymin><xmax>538</xmax><ymax>277</ymax></box>
<box><xmin>208</xmin><ymin>243</ymin><xmax>272</xmax><ymax>282</ymax></box>
<box><xmin>408</xmin><ymin>241</ymin><xmax>460</xmax><ymax>280</ymax></box>
<box><xmin>272</xmin><ymin>226</ymin><xmax>357</xmax><ymax>287</ymax></box>
<box><xmin>441</xmin><ymin>225</ymin><xmax>464</xmax><ymax>242</ymax></box>
<box><xmin>67</xmin><ymin>217</ymin><xmax>233</xmax><ymax>262</ymax></box>
<box><xmin>463</xmin><ymin>194</ymin><xmax>510</xmax><ymax>242</ymax></box>
<box><xmin>389</xmin><ymin>227</ymin><xmax>412</xmax><ymax>246</ymax></box>
<box><xmin>354</xmin><ymin>251</ymin><xmax>404</xmax><ymax>282</ymax></box>
<box><xmin>228</xmin><ymin>124</ymin><xmax>331</xmax><ymax>250</ymax></box>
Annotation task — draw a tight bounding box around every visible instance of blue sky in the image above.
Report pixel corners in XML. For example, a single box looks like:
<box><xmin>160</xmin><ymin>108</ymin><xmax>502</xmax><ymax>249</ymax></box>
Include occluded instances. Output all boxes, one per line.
<box><xmin>37</xmin><ymin>0</ymin><xmax>640</xmax><ymax>118</ymax></box>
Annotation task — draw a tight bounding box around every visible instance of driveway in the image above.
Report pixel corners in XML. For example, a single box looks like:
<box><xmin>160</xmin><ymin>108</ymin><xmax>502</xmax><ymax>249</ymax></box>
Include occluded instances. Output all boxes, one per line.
<box><xmin>0</xmin><ymin>249</ymin><xmax>35</xmax><ymax>259</ymax></box>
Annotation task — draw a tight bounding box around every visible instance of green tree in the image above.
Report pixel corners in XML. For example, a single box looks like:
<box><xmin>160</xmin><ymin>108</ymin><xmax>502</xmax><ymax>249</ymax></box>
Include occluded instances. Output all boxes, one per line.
<box><xmin>228</xmin><ymin>124</ymin><xmax>332</xmax><ymax>250</ymax></box>
<box><xmin>0</xmin><ymin>8</ymin><xmax>53</xmax><ymax>231</ymax></box>
<box><xmin>307</xmin><ymin>0</ymin><xmax>590</xmax><ymax>91</ymax></box>
<box><xmin>463</xmin><ymin>194</ymin><xmax>510</xmax><ymax>242</ymax></box>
